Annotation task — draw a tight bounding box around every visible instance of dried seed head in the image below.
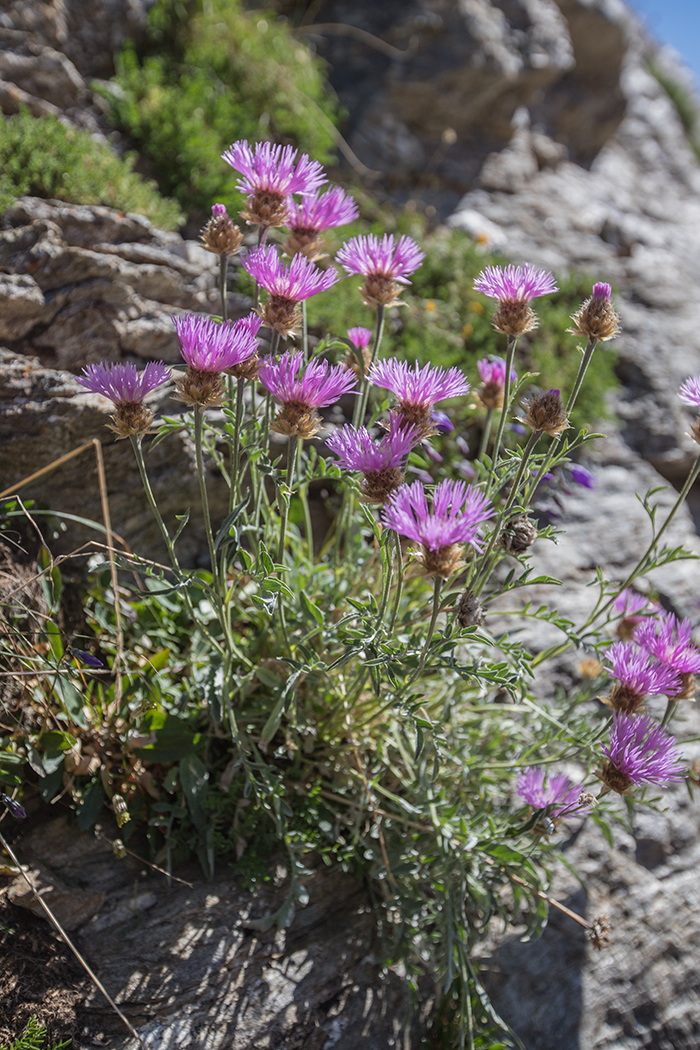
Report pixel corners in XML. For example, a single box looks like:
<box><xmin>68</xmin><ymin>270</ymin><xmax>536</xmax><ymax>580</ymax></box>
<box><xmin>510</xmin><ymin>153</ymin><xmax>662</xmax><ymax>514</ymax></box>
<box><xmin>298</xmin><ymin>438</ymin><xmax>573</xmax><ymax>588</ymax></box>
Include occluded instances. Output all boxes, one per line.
<box><xmin>578</xmin><ymin>656</ymin><xmax>602</xmax><ymax>679</ymax></box>
<box><xmin>108</xmin><ymin>401</ymin><xmax>155</xmax><ymax>438</ymax></box>
<box><xmin>200</xmin><ymin>206</ymin><xmax>244</xmax><ymax>257</ymax></box>
<box><xmin>520</xmin><ymin>389</ymin><xmax>569</xmax><ymax>437</ymax></box>
<box><xmin>175</xmin><ymin>368</ymin><xmax>225</xmax><ymax>407</ymax></box>
<box><xmin>501</xmin><ymin>514</ymin><xmax>537</xmax><ymax>554</ymax></box>
<box><xmin>492</xmin><ymin>300</ymin><xmax>538</xmax><ymax>336</ymax></box>
<box><xmin>455</xmin><ymin>590</ymin><xmax>484</xmax><ymax>628</ymax></box>
<box><xmin>570</xmin><ymin>284</ymin><xmax>621</xmax><ymax>342</ymax></box>
<box><xmin>588</xmin><ymin>914</ymin><xmax>611</xmax><ymax>950</ymax></box>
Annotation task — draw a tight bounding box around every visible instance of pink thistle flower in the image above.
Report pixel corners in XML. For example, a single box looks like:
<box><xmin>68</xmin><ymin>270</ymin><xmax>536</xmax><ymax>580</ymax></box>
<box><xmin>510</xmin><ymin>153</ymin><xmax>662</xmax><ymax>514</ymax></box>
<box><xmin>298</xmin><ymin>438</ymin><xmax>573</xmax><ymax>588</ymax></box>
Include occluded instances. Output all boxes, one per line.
<box><xmin>259</xmin><ymin>349</ymin><xmax>357</xmax><ymax>438</ymax></box>
<box><xmin>348</xmin><ymin>327</ymin><xmax>373</xmax><ymax>350</ymax></box>
<box><xmin>285</xmin><ymin>187</ymin><xmax>359</xmax><ymax>258</ymax></box>
<box><xmin>516</xmin><ymin>767</ymin><xmax>592</xmax><ymax>820</ymax></box>
<box><xmin>77</xmin><ymin>361</ymin><xmax>171</xmax><ymax>438</ymax></box>
<box><xmin>336</xmin><ymin>233</ymin><xmax>425</xmax><ymax>307</ymax></box>
<box><xmin>678</xmin><ymin>376</ymin><xmax>700</xmax><ymax>407</ymax></box>
<box><xmin>603</xmin><ymin>641</ymin><xmax>682</xmax><ymax>714</ymax></box>
<box><xmin>368</xmin><ymin>358</ymin><xmax>470</xmax><ymax>434</ymax></box>
<box><xmin>382</xmin><ymin>478</ymin><xmax>494</xmax><ymax>578</ymax></box>
<box><xmin>474</xmin><ymin>264</ymin><xmax>558</xmax><ymax>336</ymax></box>
<box><xmin>592</xmin><ymin>282</ymin><xmax>612</xmax><ymax>299</ymax></box>
<box><xmin>344</xmin><ymin>327</ymin><xmax>374</xmax><ymax>378</ymax></box>
<box><xmin>634</xmin><ymin>611</ymin><xmax>700</xmax><ymax>699</ymax></box>
<box><xmin>241</xmin><ymin>245</ymin><xmax>339</xmax><ymax>337</ymax></box>
<box><xmin>475</xmin><ymin>356</ymin><xmax>517</xmax><ymax>410</ymax></box>
<box><xmin>173</xmin><ymin>313</ymin><xmax>262</xmax><ymax>405</ymax></box>
<box><xmin>600</xmin><ymin>713</ymin><xmax>685</xmax><ymax>794</ymax></box>
<box><xmin>325</xmin><ymin>418</ymin><xmax>421</xmax><ymax>503</ymax></box>
<box><xmin>613</xmin><ymin>589</ymin><xmax>649</xmax><ymax>617</ymax></box>
<box><xmin>221</xmin><ymin>140</ymin><xmax>326</xmax><ymax>227</ymax></box>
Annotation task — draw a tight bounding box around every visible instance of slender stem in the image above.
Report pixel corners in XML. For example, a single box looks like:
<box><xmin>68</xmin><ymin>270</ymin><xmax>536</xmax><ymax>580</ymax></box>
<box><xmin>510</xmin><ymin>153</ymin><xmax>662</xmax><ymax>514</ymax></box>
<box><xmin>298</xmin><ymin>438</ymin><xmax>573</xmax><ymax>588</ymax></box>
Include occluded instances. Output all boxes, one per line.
<box><xmin>352</xmin><ymin>304</ymin><xmax>385</xmax><ymax>428</ymax></box>
<box><xmin>230</xmin><ymin>375</ymin><xmax>246</xmax><ymax>511</ymax></box>
<box><xmin>478</xmin><ymin>408</ymin><xmax>493</xmax><ymax>461</ymax></box>
<box><xmin>130</xmin><ymin>436</ymin><xmax>180</xmax><ymax>570</ymax></box>
<box><xmin>486</xmin><ymin>336</ymin><xmax>517</xmax><ymax>490</ymax></box>
<box><xmin>415</xmin><ymin>577</ymin><xmax>443</xmax><ymax>679</ymax></box>
<box><xmin>388</xmin><ymin>529</ymin><xmax>404</xmax><ymax>632</ymax></box>
<box><xmin>297</xmin><ymin>438</ymin><xmax>314</xmax><ymax>558</ymax></box>
<box><xmin>219</xmin><ymin>255</ymin><xmax>229</xmax><ymax>322</ymax></box>
<box><xmin>661</xmin><ymin>698</ymin><xmax>678</xmax><ymax>728</ymax></box>
<box><xmin>374</xmin><ymin>529</ymin><xmax>395</xmax><ymax>634</ymax></box>
<box><xmin>278</xmin><ymin>435</ymin><xmax>300</xmax><ymax>563</ymax></box>
<box><xmin>194</xmin><ymin>406</ymin><xmax>219</xmax><ymax>585</ymax></box>
<box><xmin>302</xmin><ymin>299</ymin><xmax>308</xmax><ymax>362</ymax></box>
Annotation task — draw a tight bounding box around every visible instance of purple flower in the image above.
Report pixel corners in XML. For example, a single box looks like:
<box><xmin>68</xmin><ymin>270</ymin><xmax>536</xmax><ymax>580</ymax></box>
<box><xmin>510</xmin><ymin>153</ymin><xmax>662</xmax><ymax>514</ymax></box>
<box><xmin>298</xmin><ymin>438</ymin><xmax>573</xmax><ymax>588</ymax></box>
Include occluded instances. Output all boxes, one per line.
<box><xmin>221</xmin><ymin>140</ymin><xmax>326</xmax><ymax>227</ymax></box>
<box><xmin>600</xmin><ymin>713</ymin><xmax>685</xmax><ymax>792</ymax></box>
<box><xmin>326</xmin><ymin>419</ymin><xmax>421</xmax><ymax>473</ymax></box>
<box><xmin>77</xmin><ymin>361</ymin><xmax>171</xmax><ymax>405</ymax></box>
<box><xmin>173</xmin><ymin>313</ymin><xmax>261</xmax><ymax>373</ymax></box>
<box><xmin>347</xmin><ymin>327</ymin><xmax>373</xmax><ymax>350</ymax></box>
<box><xmin>476</xmin><ymin>356</ymin><xmax>517</xmax><ymax>410</ymax></box>
<box><xmin>1</xmin><ymin>794</ymin><xmax>27</xmax><ymax>820</ymax></box>
<box><xmin>592</xmin><ymin>282</ymin><xmax>612</xmax><ymax>300</ymax></box>
<box><xmin>569</xmin><ymin>464</ymin><xmax>596</xmax><ymax>490</ymax></box>
<box><xmin>241</xmin><ymin>245</ymin><xmax>338</xmax><ymax>301</ymax></box>
<box><xmin>287</xmin><ymin>187</ymin><xmax>358</xmax><ymax>233</ymax></box>
<box><xmin>474</xmin><ymin>265</ymin><xmax>558</xmax><ymax>303</ymax></box>
<box><xmin>516</xmin><ymin>767</ymin><xmax>591</xmax><ymax>819</ymax></box>
<box><xmin>259</xmin><ymin>350</ymin><xmax>357</xmax><ymax>438</ymax></box>
<box><xmin>382</xmin><ymin>478</ymin><xmax>494</xmax><ymax>577</ymax></box>
<box><xmin>603</xmin><ymin>641</ymin><xmax>681</xmax><ymax>714</ymax></box>
<box><xmin>336</xmin><ymin>234</ymin><xmax>425</xmax><ymax>307</ymax></box>
<box><xmin>678</xmin><ymin>376</ymin><xmax>700</xmax><ymax>407</ymax></box>
<box><xmin>212</xmin><ymin>203</ymin><xmax>227</xmax><ymax>218</ymax></box>
<box><xmin>369</xmin><ymin>359</ymin><xmax>469</xmax><ymax>434</ymax></box>
<box><xmin>431</xmin><ymin>410</ymin><xmax>454</xmax><ymax>434</ymax></box>
<box><xmin>634</xmin><ymin>612</ymin><xmax>700</xmax><ymax>676</ymax></box>
<box><xmin>613</xmin><ymin>588</ymin><xmax>650</xmax><ymax>617</ymax></box>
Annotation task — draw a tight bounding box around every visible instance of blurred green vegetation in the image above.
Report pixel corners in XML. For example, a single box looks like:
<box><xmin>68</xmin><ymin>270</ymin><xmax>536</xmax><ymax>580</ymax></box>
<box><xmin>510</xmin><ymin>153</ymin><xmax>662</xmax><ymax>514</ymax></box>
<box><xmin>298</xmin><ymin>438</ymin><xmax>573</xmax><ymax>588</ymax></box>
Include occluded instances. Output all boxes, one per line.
<box><xmin>98</xmin><ymin>0</ymin><xmax>339</xmax><ymax>219</ymax></box>
<box><xmin>0</xmin><ymin>109</ymin><xmax>183</xmax><ymax>228</ymax></box>
<box><xmin>647</xmin><ymin>59</ymin><xmax>700</xmax><ymax>162</ymax></box>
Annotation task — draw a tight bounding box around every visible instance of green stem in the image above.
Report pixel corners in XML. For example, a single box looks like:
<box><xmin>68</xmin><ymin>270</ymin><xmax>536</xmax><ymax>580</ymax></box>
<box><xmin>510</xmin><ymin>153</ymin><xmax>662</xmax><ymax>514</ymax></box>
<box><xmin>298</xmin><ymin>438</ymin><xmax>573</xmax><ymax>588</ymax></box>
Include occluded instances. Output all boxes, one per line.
<box><xmin>478</xmin><ymin>408</ymin><xmax>493</xmax><ymax>461</ymax></box>
<box><xmin>352</xmin><ymin>304</ymin><xmax>385</xmax><ymax>428</ymax></box>
<box><xmin>297</xmin><ymin>438</ymin><xmax>314</xmax><ymax>558</ymax></box>
<box><xmin>486</xmin><ymin>336</ymin><xmax>517</xmax><ymax>491</ymax></box>
<box><xmin>219</xmin><ymin>255</ymin><xmax>229</xmax><ymax>322</ymax></box>
<box><xmin>415</xmin><ymin>577</ymin><xmax>444</xmax><ymax>680</ymax></box>
<box><xmin>130</xmin><ymin>435</ymin><xmax>180</xmax><ymax>571</ymax></box>
<box><xmin>278</xmin><ymin>435</ymin><xmax>300</xmax><ymax>563</ymax></box>
<box><xmin>661</xmin><ymin>698</ymin><xmax>678</xmax><ymax>728</ymax></box>
<box><xmin>194</xmin><ymin>406</ymin><xmax>220</xmax><ymax>587</ymax></box>
<box><xmin>229</xmin><ymin>375</ymin><xmax>246</xmax><ymax>511</ymax></box>
<box><xmin>302</xmin><ymin>299</ymin><xmax>308</xmax><ymax>362</ymax></box>
<box><xmin>388</xmin><ymin>529</ymin><xmax>404</xmax><ymax>632</ymax></box>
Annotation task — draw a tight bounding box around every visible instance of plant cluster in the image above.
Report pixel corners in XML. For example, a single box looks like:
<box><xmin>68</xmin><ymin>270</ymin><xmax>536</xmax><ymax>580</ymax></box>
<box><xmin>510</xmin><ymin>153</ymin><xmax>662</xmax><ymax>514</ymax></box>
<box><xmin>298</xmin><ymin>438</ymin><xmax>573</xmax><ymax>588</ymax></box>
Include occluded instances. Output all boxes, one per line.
<box><xmin>2</xmin><ymin>139</ymin><xmax>699</xmax><ymax>1050</ymax></box>
<box><xmin>0</xmin><ymin>109</ymin><xmax>182</xmax><ymax>229</ymax></box>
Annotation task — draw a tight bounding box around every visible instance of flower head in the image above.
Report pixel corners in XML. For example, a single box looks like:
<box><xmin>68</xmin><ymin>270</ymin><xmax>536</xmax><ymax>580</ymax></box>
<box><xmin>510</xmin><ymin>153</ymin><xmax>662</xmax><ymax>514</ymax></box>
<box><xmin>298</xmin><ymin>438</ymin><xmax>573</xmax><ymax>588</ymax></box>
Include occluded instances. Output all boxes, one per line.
<box><xmin>348</xmin><ymin>327</ymin><xmax>373</xmax><ymax>350</ymax></box>
<box><xmin>519</xmin><ymin>389</ymin><xmax>569</xmax><ymax>437</ymax></box>
<box><xmin>600</xmin><ymin>713</ymin><xmax>685</xmax><ymax>794</ymax></box>
<box><xmin>634</xmin><ymin>611</ymin><xmax>700</xmax><ymax>699</ymax></box>
<box><xmin>679</xmin><ymin>376</ymin><xmax>700</xmax><ymax>407</ymax></box>
<box><xmin>200</xmin><ymin>203</ymin><xmax>243</xmax><ymax>257</ymax></box>
<box><xmin>569</xmin><ymin>464</ymin><xmax>596</xmax><ymax>490</ymax></box>
<box><xmin>516</xmin><ymin>767</ymin><xmax>591</xmax><ymax>819</ymax></box>
<box><xmin>284</xmin><ymin>187</ymin><xmax>358</xmax><ymax>257</ymax></box>
<box><xmin>336</xmin><ymin>233</ymin><xmax>425</xmax><ymax>307</ymax></box>
<box><xmin>344</xmin><ymin>326</ymin><xmax>374</xmax><ymax>378</ymax></box>
<box><xmin>569</xmin><ymin>281</ymin><xmax>621</xmax><ymax>342</ymax></box>
<box><xmin>259</xmin><ymin>350</ymin><xmax>357</xmax><ymax>438</ymax></box>
<box><xmin>475</xmin><ymin>356</ymin><xmax>517</xmax><ymax>410</ymax></box>
<box><xmin>382</xmin><ymin>478</ymin><xmax>494</xmax><ymax>578</ymax></box>
<box><xmin>221</xmin><ymin>140</ymin><xmax>326</xmax><ymax>227</ymax></box>
<box><xmin>431</xmin><ymin>410</ymin><xmax>454</xmax><ymax>434</ymax></box>
<box><xmin>613</xmin><ymin>588</ymin><xmax>653</xmax><ymax>639</ymax></box>
<box><xmin>369</xmin><ymin>359</ymin><xmax>469</xmax><ymax>434</ymax></box>
<box><xmin>473</xmin><ymin>264</ymin><xmax>558</xmax><ymax>336</ymax></box>
<box><xmin>241</xmin><ymin>246</ymin><xmax>339</xmax><ymax>337</ymax></box>
<box><xmin>603</xmin><ymin>641</ymin><xmax>682</xmax><ymax>714</ymax></box>
<box><xmin>326</xmin><ymin>418</ymin><xmax>421</xmax><ymax>502</ymax></box>
<box><xmin>173</xmin><ymin>313</ymin><xmax>262</xmax><ymax>405</ymax></box>
<box><xmin>77</xmin><ymin>361</ymin><xmax>171</xmax><ymax>437</ymax></box>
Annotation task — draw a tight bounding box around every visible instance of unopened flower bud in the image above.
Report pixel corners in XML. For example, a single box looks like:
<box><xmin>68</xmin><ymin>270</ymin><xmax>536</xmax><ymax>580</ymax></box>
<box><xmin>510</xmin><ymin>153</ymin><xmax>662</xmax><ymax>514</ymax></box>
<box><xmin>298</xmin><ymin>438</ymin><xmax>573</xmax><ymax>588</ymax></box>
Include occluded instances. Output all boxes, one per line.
<box><xmin>200</xmin><ymin>204</ymin><xmax>244</xmax><ymax>257</ymax></box>
<box><xmin>570</xmin><ymin>283</ymin><xmax>621</xmax><ymax>342</ymax></box>
<box><xmin>520</xmin><ymin>389</ymin><xmax>569</xmax><ymax>437</ymax></box>
<box><xmin>455</xmin><ymin>590</ymin><xmax>484</xmax><ymax>629</ymax></box>
<box><xmin>501</xmin><ymin>514</ymin><xmax>537</xmax><ymax>553</ymax></box>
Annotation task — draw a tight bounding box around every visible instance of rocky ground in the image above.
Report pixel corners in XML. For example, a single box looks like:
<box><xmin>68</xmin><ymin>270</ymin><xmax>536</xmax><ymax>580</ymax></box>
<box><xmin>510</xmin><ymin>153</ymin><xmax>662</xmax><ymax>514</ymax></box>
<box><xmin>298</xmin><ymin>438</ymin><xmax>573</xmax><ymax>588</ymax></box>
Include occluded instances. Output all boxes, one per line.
<box><xmin>2</xmin><ymin>1</ymin><xmax>700</xmax><ymax>1048</ymax></box>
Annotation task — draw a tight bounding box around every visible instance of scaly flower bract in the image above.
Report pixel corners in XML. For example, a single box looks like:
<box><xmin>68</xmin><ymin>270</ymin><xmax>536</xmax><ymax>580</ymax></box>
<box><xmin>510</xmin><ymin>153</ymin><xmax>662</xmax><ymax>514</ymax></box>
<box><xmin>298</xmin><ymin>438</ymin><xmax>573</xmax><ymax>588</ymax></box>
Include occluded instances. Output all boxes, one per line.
<box><xmin>259</xmin><ymin>350</ymin><xmax>357</xmax><ymax>438</ymax></box>
<box><xmin>516</xmin><ymin>767</ymin><xmax>591</xmax><ymax>819</ymax></box>
<box><xmin>382</xmin><ymin>478</ymin><xmax>494</xmax><ymax>578</ymax></box>
<box><xmin>336</xmin><ymin>233</ymin><xmax>425</xmax><ymax>307</ymax></box>
<box><xmin>600</xmin><ymin>713</ymin><xmax>685</xmax><ymax>792</ymax></box>
<box><xmin>369</xmin><ymin>358</ymin><xmax>469</xmax><ymax>434</ymax></box>
<box><xmin>77</xmin><ymin>361</ymin><xmax>171</xmax><ymax>437</ymax></box>
<box><xmin>569</xmin><ymin>280</ymin><xmax>621</xmax><ymax>341</ymax></box>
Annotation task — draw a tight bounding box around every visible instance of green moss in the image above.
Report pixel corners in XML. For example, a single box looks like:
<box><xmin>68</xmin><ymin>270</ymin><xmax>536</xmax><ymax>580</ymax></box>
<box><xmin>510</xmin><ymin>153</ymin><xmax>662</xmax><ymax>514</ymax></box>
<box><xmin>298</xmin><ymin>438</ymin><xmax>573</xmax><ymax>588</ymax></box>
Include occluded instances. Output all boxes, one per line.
<box><xmin>0</xmin><ymin>109</ymin><xmax>183</xmax><ymax>229</ymax></box>
<box><xmin>99</xmin><ymin>0</ymin><xmax>339</xmax><ymax>217</ymax></box>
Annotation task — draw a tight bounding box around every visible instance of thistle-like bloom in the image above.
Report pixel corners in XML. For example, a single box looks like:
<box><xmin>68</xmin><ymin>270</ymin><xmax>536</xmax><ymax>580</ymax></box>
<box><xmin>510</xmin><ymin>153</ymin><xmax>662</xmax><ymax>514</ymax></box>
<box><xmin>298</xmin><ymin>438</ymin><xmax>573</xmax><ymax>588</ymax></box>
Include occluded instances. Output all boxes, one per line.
<box><xmin>76</xmin><ymin>361</ymin><xmax>171</xmax><ymax>437</ymax></box>
<box><xmin>200</xmin><ymin>202</ymin><xmax>243</xmax><ymax>257</ymax></box>
<box><xmin>345</xmin><ymin>326</ymin><xmax>374</xmax><ymax>378</ymax></box>
<box><xmin>516</xmin><ymin>767</ymin><xmax>592</xmax><ymax>819</ymax></box>
<box><xmin>599</xmin><ymin>713</ymin><xmax>685</xmax><ymax>794</ymax></box>
<box><xmin>325</xmin><ymin>418</ymin><xmax>421</xmax><ymax>502</ymax></box>
<box><xmin>603</xmin><ymin>641</ymin><xmax>682</xmax><ymax>714</ymax></box>
<box><xmin>613</xmin><ymin>588</ymin><xmax>652</xmax><ymax>640</ymax></box>
<box><xmin>473</xmin><ymin>264</ymin><xmax>558</xmax><ymax>336</ymax></box>
<box><xmin>336</xmin><ymin>233</ymin><xmax>425</xmax><ymax>307</ymax></box>
<box><xmin>678</xmin><ymin>376</ymin><xmax>700</xmax><ymax>407</ymax></box>
<box><xmin>259</xmin><ymin>349</ymin><xmax>357</xmax><ymax>438</ymax></box>
<box><xmin>475</xmin><ymin>357</ymin><xmax>517</xmax><ymax>410</ymax></box>
<box><xmin>382</xmin><ymin>478</ymin><xmax>494</xmax><ymax>578</ymax></box>
<box><xmin>634</xmin><ymin>612</ymin><xmax>700</xmax><ymax>699</ymax></box>
<box><xmin>284</xmin><ymin>187</ymin><xmax>359</xmax><ymax>258</ymax></box>
<box><xmin>368</xmin><ymin>358</ymin><xmax>470</xmax><ymax>434</ymax></box>
<box><xmin>519</xmin><ymin>388</ymin><xmax>569</xmax><ymax>437</ymax></box>
<box><xmin>241</xmin><ymin>245</ymin><xmax>339</xmax><ymax>337</ymax></box>
<box><xmin>569</xmin><ymin>282</ymin><xmax>621</xmax><ymax>342</ymax></box>
<box><xmin>221</xmin><ymin>140</ymin><xmax>326</xmax><ymax>227</ymax></box>
<box><xmin>173</xmin><ymin>313</ymin><xmax>262</xmax><ymax>405</ymax></box>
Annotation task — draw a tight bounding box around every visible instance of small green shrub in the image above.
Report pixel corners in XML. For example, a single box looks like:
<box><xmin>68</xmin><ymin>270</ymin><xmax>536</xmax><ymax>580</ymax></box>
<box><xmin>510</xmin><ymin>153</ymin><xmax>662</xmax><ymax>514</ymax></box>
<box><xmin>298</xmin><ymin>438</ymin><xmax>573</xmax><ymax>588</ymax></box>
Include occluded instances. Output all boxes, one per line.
<box><xmin>0</xmin><ymin>109</ymin><xmax>183</xmax><ymax>229</ymax></box>
<box><xmin>99</xmin><ymin>0</ymin><xmax>339</xmax><ymax>217</ymax></box>
<box><xmin>647</xmin><ymin>59</ymin><xmax>700</xmax><ymax>161</ymax></box>
<box><xmin>0</xmin><ymin>1016</ymin><xmax>70</xmax><ymax>1050</ymax></box>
